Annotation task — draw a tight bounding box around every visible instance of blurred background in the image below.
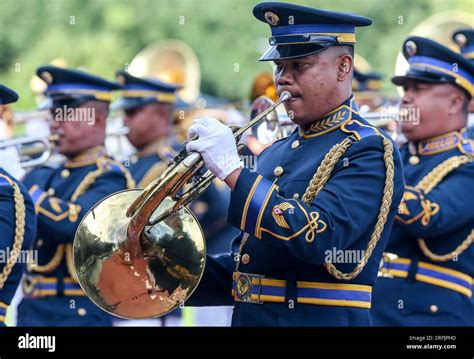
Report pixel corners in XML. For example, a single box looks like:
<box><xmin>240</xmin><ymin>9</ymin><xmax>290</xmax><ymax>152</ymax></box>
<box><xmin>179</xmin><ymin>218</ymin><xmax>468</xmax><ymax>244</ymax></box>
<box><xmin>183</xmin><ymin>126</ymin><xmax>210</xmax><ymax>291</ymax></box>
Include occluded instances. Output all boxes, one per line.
<box><xmin>1</xmin><ymin>0</ymin><xmax>472</xmax><ymax>110</ymax></box>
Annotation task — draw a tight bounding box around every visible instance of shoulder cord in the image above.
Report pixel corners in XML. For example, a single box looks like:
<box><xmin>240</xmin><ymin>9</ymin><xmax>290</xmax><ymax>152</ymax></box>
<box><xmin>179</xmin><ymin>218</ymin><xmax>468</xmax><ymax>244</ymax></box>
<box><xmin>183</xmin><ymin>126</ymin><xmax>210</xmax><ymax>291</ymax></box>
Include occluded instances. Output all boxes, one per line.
<box><xmin>415</xmin><ymin>155</ymin><xmax>474</xmax><ymax>262</ymax></box>
<box><xmin>0</xmin><ymin>175</ymin><xmax>26</xmax><ymax>288</ymax></box>
<box><xmin>302</xmin><ymin>136</ymin><xmax>395</xmax><ymax>280</ymax></box>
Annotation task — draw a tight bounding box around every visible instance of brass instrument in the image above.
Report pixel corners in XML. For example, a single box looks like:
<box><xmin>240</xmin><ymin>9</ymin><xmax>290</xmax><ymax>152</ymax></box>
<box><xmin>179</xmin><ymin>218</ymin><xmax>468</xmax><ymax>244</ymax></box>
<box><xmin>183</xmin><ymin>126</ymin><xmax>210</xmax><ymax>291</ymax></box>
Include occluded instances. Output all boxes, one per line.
<box><xmin>127</xmin><ymin>39</ymin><xmax>201</xmax><ymax>105</ymax></box>
<box><xmin>0</xmin><ymin>134</ymin><xmax>59</xmax><ymax>168</ymax></box>
<box><xmin>251</xmin><ymin>95</ymin><xmax>296</xmax><ymax>145</ymax></box>
<box><xmin>73</xmin><ymin>91</ymin><xmax>291</xmax><ymax>319</ymax></box>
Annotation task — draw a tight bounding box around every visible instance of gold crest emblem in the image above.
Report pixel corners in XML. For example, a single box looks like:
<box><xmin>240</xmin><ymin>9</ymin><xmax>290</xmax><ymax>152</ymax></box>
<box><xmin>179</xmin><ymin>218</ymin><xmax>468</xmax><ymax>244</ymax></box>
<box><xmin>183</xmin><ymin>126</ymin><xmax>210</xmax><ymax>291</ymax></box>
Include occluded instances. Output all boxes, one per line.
<box><xmin>405</xmin><ymin>40</ymin><xmax>417</xmax><ymax>56</ymax></box>
<box><xmin>264</xmin><ymin>11</ymin><xmax>280</xmax><ymax>26</ymax></box>
<box><xmin>454</xmin><ymin>33</ymin><xmax>467</xmax><ymax>48</ymax></box>
<box><xmin>117</xmin><ymin>73</ymin><xmax>126</xmax><ymax>85</ymax></box>
<box><xmin>235</xmin><ymin>274</ymin><xmax>251</xmax><ymax>300</ymax></box>
<box><xmin>40</xmin><ymin>71</ymin><xmax>53</xmax><ymax>84</ymax></box>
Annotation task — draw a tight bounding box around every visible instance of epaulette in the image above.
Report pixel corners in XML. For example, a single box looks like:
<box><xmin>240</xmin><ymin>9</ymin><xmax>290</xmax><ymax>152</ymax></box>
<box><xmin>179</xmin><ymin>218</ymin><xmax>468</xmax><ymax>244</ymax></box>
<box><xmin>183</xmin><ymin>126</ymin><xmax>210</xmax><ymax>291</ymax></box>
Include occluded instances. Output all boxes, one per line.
<box><xmin>0</xmin><ymin>174</ymin><xmax>14</xmax><ymax>189</ymax></box>
<box><xmin>96</xmin><ymin>157</ymin><xmax>136</xmax><ymax>189</ymax></box>
<box><xmin>340</xmin><ymin>119</ymin><xmax>382</xmax><ymax>141</ymax></box>
<box><xmin>460</xmin><ymin>139</ymin><xmax>474</xmax><ymax>155</ymax></box>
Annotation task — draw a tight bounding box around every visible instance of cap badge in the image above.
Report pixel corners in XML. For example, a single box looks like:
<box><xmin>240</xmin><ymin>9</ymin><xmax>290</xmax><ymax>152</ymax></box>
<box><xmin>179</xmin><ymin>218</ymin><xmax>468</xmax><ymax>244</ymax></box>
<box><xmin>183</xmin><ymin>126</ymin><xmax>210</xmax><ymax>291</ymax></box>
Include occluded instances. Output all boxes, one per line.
<box><xmin>264</xmin><ymin>11</ymin><xmax>280</xmax><ymax>26</ymax></box>
<box><xmin>405</xmin><ymin>40</ymin><xmax>417</xmax><ymax>56</ymax></box>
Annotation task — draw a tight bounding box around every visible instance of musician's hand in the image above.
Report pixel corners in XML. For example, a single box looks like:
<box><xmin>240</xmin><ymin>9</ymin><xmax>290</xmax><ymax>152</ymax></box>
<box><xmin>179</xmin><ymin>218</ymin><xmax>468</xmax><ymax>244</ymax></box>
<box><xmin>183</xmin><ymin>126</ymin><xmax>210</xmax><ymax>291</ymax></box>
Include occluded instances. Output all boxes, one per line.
<box><xmin>0</xmin><ymin>147</ymin><xmax>25</xmax><ymax>180</ymax></box>
<box><xmin>186</xmin><ymin>117</ymin><xmax>242</xmax><ymax>182</ymax></box>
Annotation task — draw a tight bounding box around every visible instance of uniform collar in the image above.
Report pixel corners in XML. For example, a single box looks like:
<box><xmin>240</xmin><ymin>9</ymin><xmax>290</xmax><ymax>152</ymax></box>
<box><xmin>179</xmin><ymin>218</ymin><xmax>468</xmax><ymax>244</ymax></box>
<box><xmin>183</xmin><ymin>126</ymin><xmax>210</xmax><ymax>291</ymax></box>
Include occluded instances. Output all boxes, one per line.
<box><xmin>65</xmin><ymin>145</ymin><xmax>106</xmax><ymax>168</ymax></box>
<box><xmin>137</xmin><ymin>138</ymin><xmax>176</xmax><ymax>160</ymax></box>
<box><xmin>410</xmin><ymin>128</ymin><xmax>473</xmax><ymax>156</ymax></box>
<box><xmin>299</xmin><ymin>95</ymin><xmax>359</xmax><ymax>138</ymax></box>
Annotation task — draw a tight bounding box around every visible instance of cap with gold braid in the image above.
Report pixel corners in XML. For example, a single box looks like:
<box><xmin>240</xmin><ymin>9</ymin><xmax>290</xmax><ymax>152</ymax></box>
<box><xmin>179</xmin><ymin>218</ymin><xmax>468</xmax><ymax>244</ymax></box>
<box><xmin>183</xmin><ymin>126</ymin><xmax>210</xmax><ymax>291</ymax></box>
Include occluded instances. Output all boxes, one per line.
<box><xmin>392</xmin><ymin>36</ymin><xmax>474</xmax><ymax>98</ymax></box>
<box><xmin>37</xmin><ymin>65</ymin><xmax>121</xmax><ymax>110</ymax></box>
<box><xmin>112</xmin><ymin>70</ymin><xmax>181</xmax><ymax>111</ymax></box>
<box><xmin>253</xmin><ymin>2</ymin><xmax>372</xmax><ymax>61</ymax></box>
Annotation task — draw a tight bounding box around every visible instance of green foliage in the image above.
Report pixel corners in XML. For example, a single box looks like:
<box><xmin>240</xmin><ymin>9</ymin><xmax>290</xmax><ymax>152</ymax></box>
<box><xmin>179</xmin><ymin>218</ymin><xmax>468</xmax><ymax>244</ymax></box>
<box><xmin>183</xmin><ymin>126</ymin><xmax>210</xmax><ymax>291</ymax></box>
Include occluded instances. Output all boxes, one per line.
<box><xmin>0</xmin><ymin>0</ymin><xmax>470</xmax><ymax>109</ymax></box>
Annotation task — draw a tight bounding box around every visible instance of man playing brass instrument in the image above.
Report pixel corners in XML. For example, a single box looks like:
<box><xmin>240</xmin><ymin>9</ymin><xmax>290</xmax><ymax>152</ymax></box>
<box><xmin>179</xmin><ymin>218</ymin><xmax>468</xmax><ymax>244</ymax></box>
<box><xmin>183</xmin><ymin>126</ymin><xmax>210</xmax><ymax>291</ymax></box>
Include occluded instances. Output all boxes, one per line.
<box><xmin>185</xmin><ymin>2</ymin><xmax>404</xmax><ymax>326</ymax></box>
<box><xmin>17</xmin><ymin>66</ymin><xmax>135</xmax><ymax>326</ymax></box>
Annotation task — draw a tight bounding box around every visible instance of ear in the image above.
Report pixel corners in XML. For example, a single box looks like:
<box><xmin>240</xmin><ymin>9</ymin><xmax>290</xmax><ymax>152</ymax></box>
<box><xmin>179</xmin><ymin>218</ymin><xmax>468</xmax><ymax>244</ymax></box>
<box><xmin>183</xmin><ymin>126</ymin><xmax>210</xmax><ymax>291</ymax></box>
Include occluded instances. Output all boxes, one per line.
<box><xmin>337</xmin><ymin>54</ymin><xmax>353</xmax><ymax>82</ymax></box>
<box><xmin>447</xmin><ymin>90</ymin><xmax>465</xmax><ymax>116</ymax></box>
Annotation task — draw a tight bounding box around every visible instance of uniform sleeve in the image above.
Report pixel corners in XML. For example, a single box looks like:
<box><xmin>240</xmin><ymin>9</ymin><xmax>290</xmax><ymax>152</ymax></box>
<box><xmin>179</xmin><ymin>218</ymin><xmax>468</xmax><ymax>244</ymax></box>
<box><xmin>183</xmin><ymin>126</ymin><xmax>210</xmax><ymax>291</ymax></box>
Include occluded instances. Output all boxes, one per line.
<box><xmin>396</xmin><ymin>164</ymin><xmax>474</xmax><ymax>237</ymax></box>
<box><xmin>26</xmin><ymin>171</ymin><xmax>128</xmax><ymax>243</ymax></box>
<box><xmin>227</xmin><ymin>136</ymin><xmax>403</xmax><ymax>266</ymax></box>
<box><xmin>0</xmin><ymin>174</ymin><xmax>36</xmax><ymax>302</ymax></box>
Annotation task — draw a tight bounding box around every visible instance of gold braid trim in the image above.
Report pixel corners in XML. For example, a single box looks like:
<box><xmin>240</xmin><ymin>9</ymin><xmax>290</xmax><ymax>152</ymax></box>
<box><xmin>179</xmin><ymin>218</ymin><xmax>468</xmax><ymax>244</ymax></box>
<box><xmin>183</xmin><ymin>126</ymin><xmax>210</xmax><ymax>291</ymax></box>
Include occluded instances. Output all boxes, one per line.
<box><xmin>65</xmin><ymin>244</ymin><xmax>78</xmax><ymax>282</ymax></box>
<box><xmin>416</xmin><ymin>155</ymin><xmax>471</xmax><ymax>193</ymax></box>
<box><xmin>302</xmin><ymin>136</ymin><xmax>395</xmax><ymax>280</ymax></box>
<box><xmin>27</xmin><ymin>244</ymin><xmax>64</xmax><ymax>273</ymax></box>
<box><xmin>0</xmin><ymin>175</ymin><xmax>26</xmax><ymax>289</ymax></box>
<box><xmin>415</xmin><ymin>155</ymin><xmax>474</xmax><ymax>262</ymax></box>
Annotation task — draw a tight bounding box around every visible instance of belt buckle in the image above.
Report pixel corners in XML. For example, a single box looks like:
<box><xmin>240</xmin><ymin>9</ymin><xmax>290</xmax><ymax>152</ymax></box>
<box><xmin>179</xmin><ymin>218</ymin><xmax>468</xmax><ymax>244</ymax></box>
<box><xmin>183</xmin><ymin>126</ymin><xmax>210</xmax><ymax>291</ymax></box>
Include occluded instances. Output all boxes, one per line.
<box><xmin>378</xmin><ymin>252</ymin><xmax>398</xmax><ymax>278</ymax></box>
<box><xmin>22</xmin><ymin>274</ymin><xmax>40</xmax><ymax>296</ymax></box>
<box><xmin>234</xmin><ymin>272</ymin><xmax>264</xmax><ymax>304</ymax></box>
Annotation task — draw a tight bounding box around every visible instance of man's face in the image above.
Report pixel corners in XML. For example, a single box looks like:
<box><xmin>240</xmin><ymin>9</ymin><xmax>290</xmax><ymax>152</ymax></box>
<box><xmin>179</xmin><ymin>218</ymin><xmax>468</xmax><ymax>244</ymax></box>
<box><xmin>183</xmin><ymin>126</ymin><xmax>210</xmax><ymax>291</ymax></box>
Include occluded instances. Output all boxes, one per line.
<box><xmin>399</xmin><ymin>80</ymin><xmax>458</xmax><ymax>142</ymax></box>
<box><xmin>49</xmin><ymin>101</ymin><xmax>106</xmax><ymax>156</ymax></box>
<box><xmin>273</xmin><ymin>50</ymin><xmax>341</xmax><ymax>125</ymax></box>
<box><xmin>123</xmin><ymin>103</ymin><xmax>168</xmax><ymax>149</ymax></box>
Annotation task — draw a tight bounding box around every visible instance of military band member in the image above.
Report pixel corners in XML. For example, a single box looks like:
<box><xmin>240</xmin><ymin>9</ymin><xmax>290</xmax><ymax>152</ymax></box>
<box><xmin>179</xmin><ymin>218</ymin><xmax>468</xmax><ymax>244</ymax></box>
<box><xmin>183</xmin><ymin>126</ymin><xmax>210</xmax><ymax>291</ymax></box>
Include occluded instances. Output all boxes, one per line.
<box><xmin>113</xmin><ymin>71</ymin><xmax>181</xmax><ymax>187</ymax></box>
<box><xmin>453</xmin><ymin>29</ymin><xmax>474</xmax><ymax>138</ymax></box>
<box><xmin>371</xmin><ymin>37</ymin><xmax>474</xmax><ymax>326</ymax></box>
<box><xmin>17</xmin><ymin>66</ymin><xmax>135</xmax><ymax>326</ymax></box>
<box><xmin>186</xmin><ymin>2</ymin><xmax>404</xmax><ymax>326</ymax></box>
<box><xmin>0</xmin><ymin>85</ymin><xmax>36</xmax><ymax>326</ymax></box>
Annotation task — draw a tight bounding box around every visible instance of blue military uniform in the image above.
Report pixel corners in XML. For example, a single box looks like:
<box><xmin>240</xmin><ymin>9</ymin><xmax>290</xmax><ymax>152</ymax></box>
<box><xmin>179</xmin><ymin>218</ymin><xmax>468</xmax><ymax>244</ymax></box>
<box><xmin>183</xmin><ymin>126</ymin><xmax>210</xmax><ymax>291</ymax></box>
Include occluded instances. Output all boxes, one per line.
<box><xmin>17</xmin><ymin>66</ymin><xmax>135</xmax><ymax>326</ymax></box>
<box><xmin>187</xmin><ymin>3</ymin><xmax>404</xmax><ymax>326</ymax></box>
<box><xmin>0</xmin><ymin>85</ymin><xmax>36</xmax><ymax>326</ymax></box>
<box><xmin>371</xmin><ymin>37</ymin><xmax>474</xmax><ymax>326</ymax></box>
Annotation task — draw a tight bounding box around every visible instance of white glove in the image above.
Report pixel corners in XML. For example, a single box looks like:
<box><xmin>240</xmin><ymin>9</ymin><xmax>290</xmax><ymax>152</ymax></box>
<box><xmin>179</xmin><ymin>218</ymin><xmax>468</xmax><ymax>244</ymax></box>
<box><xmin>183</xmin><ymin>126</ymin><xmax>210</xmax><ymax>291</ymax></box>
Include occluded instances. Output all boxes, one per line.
<box><xmin>0</xmin><ymin>146</ymin><xmax>25</xmax><ymax>180</ymax></box>
<box><xmin>186</xmin><ymin>117</ymin><xmax>242</xmax><ymax>181</ymax></box>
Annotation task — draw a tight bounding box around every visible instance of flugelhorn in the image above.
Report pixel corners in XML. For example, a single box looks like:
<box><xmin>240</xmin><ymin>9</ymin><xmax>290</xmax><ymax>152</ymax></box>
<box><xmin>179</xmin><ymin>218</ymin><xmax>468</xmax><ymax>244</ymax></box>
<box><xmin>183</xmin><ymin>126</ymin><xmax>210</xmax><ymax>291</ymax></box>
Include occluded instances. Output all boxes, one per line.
<box><xmin>73</xmin><ymin>91</ymin><xmax>290</xmax><ymax>319</ymax></box>
<box><xmin>0</xmin><ymin>134</ymin><xmax>59</xmax><ymax>168</ymax></box>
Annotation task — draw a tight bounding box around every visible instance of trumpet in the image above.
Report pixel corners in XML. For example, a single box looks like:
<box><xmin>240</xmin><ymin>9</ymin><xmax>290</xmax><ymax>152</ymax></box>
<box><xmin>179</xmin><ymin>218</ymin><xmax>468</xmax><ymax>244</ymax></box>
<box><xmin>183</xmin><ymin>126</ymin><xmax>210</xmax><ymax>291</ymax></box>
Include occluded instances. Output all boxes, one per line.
<box><xmin>0</xmin><ymin>134</ymin><xmax>59</xmax><ymax>169</ymax></box>
<box><xmin>73</xmin><ymin>91</ymin><xmax>291</xmax><ymax>319</ymax></box>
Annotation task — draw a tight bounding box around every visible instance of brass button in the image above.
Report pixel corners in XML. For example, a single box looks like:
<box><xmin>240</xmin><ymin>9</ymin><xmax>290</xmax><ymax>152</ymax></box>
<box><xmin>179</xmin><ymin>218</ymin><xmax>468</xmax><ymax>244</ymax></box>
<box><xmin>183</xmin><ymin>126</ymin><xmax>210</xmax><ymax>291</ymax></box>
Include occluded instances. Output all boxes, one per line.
<box><xmin>274</xmin><ymin>166</ymin><xmax>283</xmax><ymax>177</ymax></box>
<box><xmin>241</xmin><ymin>254</ymin><xmax>250</xmax><ymax>265</ymax></box>
<box><xmin>293</xmin><ymin>193</ymin><xmax>299</xmax><ymax>199</ymax></box>
<box><xmin>61</xmin><ymin>169</ymin><xmax>70</xmax><ymax>178</ymax></box>
<box><xmin>47</xmin><ymin>188</ymin><xmax>55</xmax><ymax>196</ymax></box>
<box><xmin>36</xmin><ymin>239</ymin><xmax>43</xmax><ymax>247</ymax></box>
<box><xmin>430</xmin><ymin>305</ymin><xmax>438</xmax><ymax>313</ymax></box>
<box><xmin>78</xmin><ymin>308</ymin><xmax>87</xmax><ymax>316</ymax></box>
<box><xmin>291</xmin><ymin>140</ymin><xmax>300</xmax><ymax>150</ymax></box>
<box><xmin>409</xmin><ymin>156</ymin><xmax>419</xmax><ymax>165</ymax></box>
